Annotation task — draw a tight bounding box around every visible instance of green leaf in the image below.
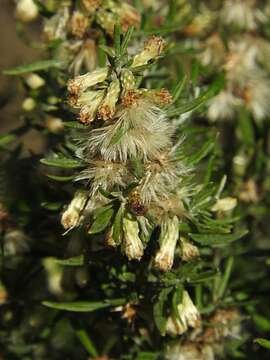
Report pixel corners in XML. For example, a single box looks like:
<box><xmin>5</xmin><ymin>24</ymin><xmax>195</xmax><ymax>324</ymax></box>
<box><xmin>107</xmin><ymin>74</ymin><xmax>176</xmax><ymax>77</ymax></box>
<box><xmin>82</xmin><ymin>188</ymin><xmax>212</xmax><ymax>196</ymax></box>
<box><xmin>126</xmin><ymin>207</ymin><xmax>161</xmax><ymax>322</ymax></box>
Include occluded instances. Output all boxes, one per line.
<box><xmin>88</xmin><ymin>205</ymin><xmax>114</xmax><ymax>234</ymax></box>
<box><xmin>40</xmin><ymin>157</ymin><xmax>84</xmax><ymax>169</ymax></box>
<box><xmin>169</xmin><ymin>74</ymin><xmax>224</xmax><ymax>116</ymax></box>
<box><xmin>253</xmin><ymin>315</ymin><xmax>270</xmax><ymax>332</ymax></box>
<box><xmin>41</xmin><ymin>202</ymin><xmax>62</xmax><ymax>211</ymax></box>
<box><xmin>153</xmin><ymin>287</ymin><xmax>173</xmax><ymax>335</ymax></box>
<box><xmin>52</xmin><ymin>255</ymin><xmax>84</xmax><ymax>266</ymax></box>
<box><xmin>3</xmin><ymin>59</ymin><xmax>63</xmax><ymax>75</ymax></box>
<box><xmin>172</xmin><ymin>286</ymin><xmax>183</xmax><ymax>321</ymax></box>
<box><xmin>114</xmin><ymin>23</ymin><xmax>121</xmax><ymax>57</ymax></box>
<box><xmin>46</xmin><ymin>174</ymin><xmax>76</xmax><ymax>182</ymax></box>
<box><xmin>0</xmin><ymin>134</ymin><xmax>16</xmax><ymax>147</ymax></box>
<box><xmin>254</xmin><ymin>338</ymin><xmax>270</xmax><ymax>349</ymax></box>
<box><xmin>109</xmin><ymin>126</ymin><xmax>128</xmax><ymax>145</ymax></box>
<box><xmin>136</xmin><ymin>352</ymin><xmax>158</xmax><ymax>360</ymax></box>
<box><xmin>75</xmin><ymin>329</ymin><xmax>98</xmax><ymax>357</ymax></box>
<box><xmin>112</xmin><ymin>205</ymin><xmax>124</xmax><ymax>244</ymax></box>
<box><xmin>42</xmin><ymin>301</ymin><xmax>110</xmax><ymax>312</ymax></box>
<box><xmin>99</xmin><ymin>45</ymin><xmax>116</xmax><ymax>58</ymax></box>
<box><xmin>238</xmin><ymin>107</ymin><xmax>254</xmax><ymax>146</ymax></box>
<box><xmin>189</xmin><ymin>137</ymin><xmax>216</xmax><ymax>165</ymax></box>
<box><xmin>172</xmin><ymin>75</ymin><xmax>187</xmax><ymax>103</ymax></box>
<box><xmin>121</xmin><ymin>26</ymin><xmax>134</xmax><ymax>55</ymax></box>
<box><xmin>189</xmin><ymin>230</ymin><xmax>248</xmax><ymax>246</ymax></box>
<box><xmin>64</xmin><ymin>121</ymin><xmax>86</xmax><ymax>129</ymax></box>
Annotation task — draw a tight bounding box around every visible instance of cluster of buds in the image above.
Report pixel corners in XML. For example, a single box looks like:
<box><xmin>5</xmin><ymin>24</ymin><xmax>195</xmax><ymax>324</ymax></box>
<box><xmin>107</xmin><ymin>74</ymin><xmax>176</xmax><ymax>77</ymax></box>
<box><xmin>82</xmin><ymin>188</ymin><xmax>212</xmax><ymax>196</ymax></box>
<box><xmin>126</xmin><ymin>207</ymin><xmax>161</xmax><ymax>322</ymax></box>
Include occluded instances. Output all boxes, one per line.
<box><xmin>42</xmin><ymin>0</ymin><xmax>141</xmax><ymax>74</ymax></box>
<box><xmin>67</xmin><ymin>36</ymin><xmax>167</xmax><ymax>124</ymax></box>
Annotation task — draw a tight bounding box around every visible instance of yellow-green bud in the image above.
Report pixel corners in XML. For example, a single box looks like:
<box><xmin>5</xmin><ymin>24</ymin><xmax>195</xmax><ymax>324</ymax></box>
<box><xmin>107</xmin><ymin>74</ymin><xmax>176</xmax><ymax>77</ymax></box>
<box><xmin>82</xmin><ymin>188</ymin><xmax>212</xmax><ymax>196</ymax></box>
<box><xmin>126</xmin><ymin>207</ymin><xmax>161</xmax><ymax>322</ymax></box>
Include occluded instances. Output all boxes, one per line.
<box><xmin>15</xmin><ymin>0</ymin><xmax>39</xmax><ymax>22</ymax></box>
<box><xmin>80</xmin><ymin>0</ymin><xmax>102</xmax><ymax>14</ymax></box>
<box><xmin>61</xmin><ymin>191</ymin><xmax>88</xmax><ymax>230</ymax></box>
<box><xmin>121</xmin><ymin>69</ymin><xmax>136</xmax><ymax>94</ymax></box>
<box><xmin>78</xmin><ymin>90</ymin><xmax>106</xmax><ymax>124</ymax></box>
<box><xmin>68</xmin><ymin>67</ymin><xmax>109</xmax><ymax>94</ymax></box>
<box><xmin>166</xmin><ymin>291</ymin><xmax>201</xmax><ymax>336</ymax></box>
<box><xmin>25</xmin><ymin>74</ymin><xmax>45</xmax><ymax>89</ymax></box>
<box><xmin>180</xmin><ymin>236</ymin><xmax>199</xmax><ymax>262</ymax></box>
<box><xmin>98</xmin><ymin>79</ymin><xmax>121</xmax><ymax>120</ymax></box>
<box><xmin>131</xmin><ymin>36</ymin><xmax>166</xmax><ymax>68</ymax></box>
<box><xmin>154</xmin><ymin>216</ymin><xmax>179</xmax><ymax>271</ymax></box>
<box><xmin>123</xmin><ymin>217</ymin><xmax>144</xmax><ymax>260</ymax></box>
<box><xmin>45</xmin><ymin>117</ymin><xmax>64</xmax><ymax>134</ymax></box>
<box><xmin>211</xmin><ymin>197</ymin><xmax>237</xmax><ymax>212</ymax></box>
<box><xmin>96</xmin><ymin>9</ymin><xmax>116</xmax><ymax>36</ymax></box>
<box><xmin>22</xmin><ymin>98</ymin><xmax>36</xmax><ymax>111</ymax></box>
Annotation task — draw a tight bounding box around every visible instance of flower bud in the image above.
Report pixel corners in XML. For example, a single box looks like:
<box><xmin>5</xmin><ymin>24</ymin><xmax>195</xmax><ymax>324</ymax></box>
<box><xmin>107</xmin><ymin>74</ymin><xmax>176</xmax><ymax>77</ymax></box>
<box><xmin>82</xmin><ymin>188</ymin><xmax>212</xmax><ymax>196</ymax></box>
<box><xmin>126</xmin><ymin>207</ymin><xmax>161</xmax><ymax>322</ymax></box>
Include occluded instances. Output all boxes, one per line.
<box><xmin>98</xmin><ymin>79</ymin><xmax>121</xmax><ymax>121</ymax></box>
<box><xmin>25</xmin><ymin>74</ymin><xmax>45</xmax><ymax>89</ymax></box>
<box><xmin>68</xmin><ymin>67</ymin><xmax>109</xmax><ymax>95</ymax></box>
<box><xmin>154</xmin><ymin>216</ymin><xmax>179</xmax><ymax>271</ymax></box>
<box><xmin>105</xmin><ymin>226</ymin><xmax>118</xmax><ymax>248</ymax></box>
<box><xmin>81</xmin><ymin>0</ymin><xmax>102</xmax><ymax>14</ymax></box>
<box><xmin>180</xmin><ymin>236</ymin><xmax>199</xmax><ymax>262</ymax></box>
<box><xmin>166</xmin><ymin>290</ymin><xmax>201</xmax><ymax>336</ymax></box>
<box><xmin>61</xmin><ymin>191</ymin><xmax>88</xmax><ymax>230</ymax></box>
<box><xmin>211</xmin><ymin>197</ymin><xmax>237</xmax><ymax>212</ymax></box>
<box><xmin>96</xmin><ymin>9</ymin><xmax>116</xmax><ymax>35</ymax></box>
<box><xmin>69</xmin><ymin>11</ymin><xmax>89</xmax><ymax>38</ymax></box>
<box><xmin>115</xmin><ymin>3</ymin><xmax>141</xmax><ymax>32</ymax></box>
<box><xmin>121</xmin><ymin>69</ymin><xmax>136</xmax><ymax>94</ymax></box>
<box><xmin>45</xmin><ymin>117</ymin><xmax>64</xmax><ymax>134</ymax></box>
<box><xmin>43</xmin><ymin>257</ymin><xmax>63</xmax><ymax>295</ymax></box>
<box><xmin>22</xmin><ymin>98</ymin><xmax>36</xmax><ymax>111</ymax></box>
<box><xmin>79</xmin><ymin>90</ymin><xmax>106</xmax><ymax>124</ymax></box>
<box><xmin>123</xmin><ymin>217</ymin><xmax>144</xmax><ymax>260</ymax></box>
<box><xmin>15</xmin><ymin>0</ymin><xmax>39</xmax><ymax>22</ymax></box>
<box><xmin>131</xmin><ymin>36</ymin><xmax>166</xmax><ymax>68</ymax></box>
<box><xmin>44</xmin><ymin>7</ymin><xmax>70</xmax><ymax>41</ymax></box>
<box><xmin>145</xmin><ymin>88</ymin><xmax>172</xmax><ymax>105</ymax></box>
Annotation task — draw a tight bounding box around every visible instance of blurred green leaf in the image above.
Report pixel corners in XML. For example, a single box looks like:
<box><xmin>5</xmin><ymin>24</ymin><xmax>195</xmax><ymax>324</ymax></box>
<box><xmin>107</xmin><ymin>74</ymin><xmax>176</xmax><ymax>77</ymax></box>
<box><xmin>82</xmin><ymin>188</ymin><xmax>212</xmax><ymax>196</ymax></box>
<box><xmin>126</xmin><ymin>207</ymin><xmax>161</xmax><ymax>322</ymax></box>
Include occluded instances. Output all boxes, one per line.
<box><xmin>254</xmin><ymin>338</ymin><xmax>270</xmax><ymax>349</ymax></box>
<box><xmin>189</xmin><ymin>230</ymin><xmax>248</xmax><ymax>246</ymax></box>
<box><xmin>3</xmin><ymin>59</ymin><xmax>63</xmax><ymax>75</ymax></box>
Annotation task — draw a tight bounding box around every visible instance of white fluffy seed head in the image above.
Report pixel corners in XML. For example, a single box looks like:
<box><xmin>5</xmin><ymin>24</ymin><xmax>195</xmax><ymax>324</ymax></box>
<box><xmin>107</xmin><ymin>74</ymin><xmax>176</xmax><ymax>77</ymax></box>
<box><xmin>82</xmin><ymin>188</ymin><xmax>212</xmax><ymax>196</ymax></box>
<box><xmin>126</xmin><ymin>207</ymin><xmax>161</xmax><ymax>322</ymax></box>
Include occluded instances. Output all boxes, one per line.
<box><xmin>207</xmin><ymin>90</ymin><xmax>240</xmax><ymax>122</ymax></box>
<box><xmin>84</xmin><ymin>97</ymin><xmax>173</xmax><ymax>162</ymax></box>
<box><xmin>139</xmin><ymin>147</ymin><xmax>190</xmax><ymax>205</ymax></box>
<box><xmin>221</xmin><ymin>0</ymin><xmax>262</xmax><ymax>30</ymax></box>
<box><xmin>76</xmin><ymin>159</ymin><xmax>129</xmax><ymax>195</ymax></box>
